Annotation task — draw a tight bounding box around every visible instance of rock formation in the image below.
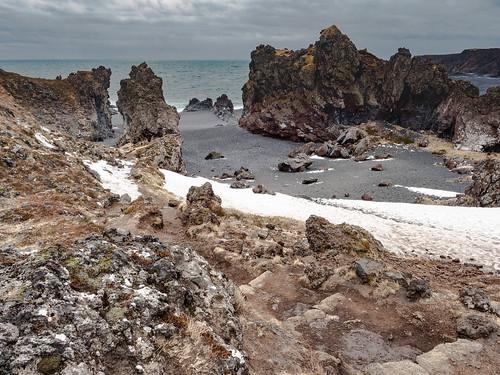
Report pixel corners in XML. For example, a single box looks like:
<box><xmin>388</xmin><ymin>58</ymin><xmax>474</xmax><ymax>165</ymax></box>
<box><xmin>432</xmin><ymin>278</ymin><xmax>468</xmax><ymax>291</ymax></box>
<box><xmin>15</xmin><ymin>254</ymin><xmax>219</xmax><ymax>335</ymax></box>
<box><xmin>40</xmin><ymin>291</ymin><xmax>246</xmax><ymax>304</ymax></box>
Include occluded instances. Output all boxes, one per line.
<box><xmin>464</xmin><ymin>159</ymin><xmax>500</xmax><ymax>207</ymax></box>
<box><xmin>0</xmin><ymin>67</ymin><xmax>113</xmax><ymax>141</ymax></box>
<box><xmin>117</xmin><ymin>63</ymin><xmax>185</xmax><ymax>172</ymax></box>
<box><xmin>213</xmin><ymin>94</ymin><xmax>234</xmax><ymax>120</ymax></box>
<box><xmin>184</xmin><ymin>98</ymin><xmax>214</xmax><ymax>112</ymax></box>
<box><xmin>240</xmin><ymin>25</ymin><xmax>500</xmax><ymax>151</ymax></box>
<box><xmin>422</xmin><ymin>48</ymin><xmax>500</xmax><ymax>77</ymax></box>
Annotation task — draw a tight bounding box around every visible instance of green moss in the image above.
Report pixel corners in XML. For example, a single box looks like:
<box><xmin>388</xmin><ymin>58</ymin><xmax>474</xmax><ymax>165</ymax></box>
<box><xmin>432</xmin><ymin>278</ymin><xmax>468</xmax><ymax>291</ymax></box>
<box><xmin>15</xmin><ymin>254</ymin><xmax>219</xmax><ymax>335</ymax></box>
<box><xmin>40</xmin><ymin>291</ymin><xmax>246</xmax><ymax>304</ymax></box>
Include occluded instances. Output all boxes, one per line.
<box><xmin>37</xmin><ymin>354</ymin><xmax>62</xmax><ymax>374</ymax></box>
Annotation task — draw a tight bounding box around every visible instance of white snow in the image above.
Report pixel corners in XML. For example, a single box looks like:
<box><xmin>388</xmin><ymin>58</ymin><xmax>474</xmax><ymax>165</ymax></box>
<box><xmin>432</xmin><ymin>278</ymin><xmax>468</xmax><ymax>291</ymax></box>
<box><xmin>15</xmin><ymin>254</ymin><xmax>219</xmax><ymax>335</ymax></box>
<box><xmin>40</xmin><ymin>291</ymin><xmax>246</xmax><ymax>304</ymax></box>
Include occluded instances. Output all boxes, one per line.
<box><xmin>161</xmin><ymin>170</ymin><xmax>500</xmax><ymax>271</ymax></box>
<box><xmin>310</xmin><ymin>155</ymin><xmax>325</xmax><ymax>160</ymax></box>
<box><xmin>395</xmin><ymin>185</ymin><xmax>459</xmax><ymax>198</ymax></box>
<box><xmin>35</xmin><ymin>133</ymin><xmax>56</xmax><ymax>149</ymax></box>
<box><xmin>306</xmin><ymin>168</ymin><xmax>334</xmax><ymax>174</ymax></box>
<box><xmin>83</xmin><ymin>160</ymin><xmax>141</xmax><ymax>200</ymax></box>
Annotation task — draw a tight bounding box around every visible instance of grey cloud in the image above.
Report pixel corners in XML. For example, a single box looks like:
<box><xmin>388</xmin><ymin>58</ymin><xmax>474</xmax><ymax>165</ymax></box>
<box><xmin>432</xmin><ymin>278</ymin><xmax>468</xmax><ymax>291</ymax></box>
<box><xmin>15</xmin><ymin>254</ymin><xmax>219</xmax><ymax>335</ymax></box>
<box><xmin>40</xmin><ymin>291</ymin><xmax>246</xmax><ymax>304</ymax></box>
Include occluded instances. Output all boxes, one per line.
<box><xmin>0</xmin><ymin>0</ymin><xmax>499</xmax><ymax>60</ymax></box>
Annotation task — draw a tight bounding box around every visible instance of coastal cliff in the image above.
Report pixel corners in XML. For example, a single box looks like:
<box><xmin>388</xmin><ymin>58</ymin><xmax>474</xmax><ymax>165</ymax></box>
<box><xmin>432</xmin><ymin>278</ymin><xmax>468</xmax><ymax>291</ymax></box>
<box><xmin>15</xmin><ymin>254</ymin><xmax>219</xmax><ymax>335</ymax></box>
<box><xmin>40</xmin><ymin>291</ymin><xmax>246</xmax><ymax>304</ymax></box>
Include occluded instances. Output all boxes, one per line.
<box><xmin>240</xmin><ymin>26</ymin><xmax>500</xmax><ymax>151</ymax></box>
<box><xmin>0</xmin><ymin>67</ymin><xmax>113</xmax><ymax>141</ymax></box>
<box><xmin>422</xmin><ymin>48</ymin><xmax>500</xmax><ymax>77</ymax></box>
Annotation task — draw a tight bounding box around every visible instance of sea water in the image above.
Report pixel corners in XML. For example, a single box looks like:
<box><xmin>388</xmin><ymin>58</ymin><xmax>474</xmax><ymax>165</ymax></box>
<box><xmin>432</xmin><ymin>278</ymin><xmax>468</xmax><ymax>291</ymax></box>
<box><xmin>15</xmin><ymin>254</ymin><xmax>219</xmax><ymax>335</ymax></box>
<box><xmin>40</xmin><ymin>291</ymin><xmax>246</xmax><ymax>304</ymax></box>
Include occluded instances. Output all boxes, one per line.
<box><xmin>0</xmin><ymin>60</ymin><xmax>249</xmax><ymax>110</ymax></box>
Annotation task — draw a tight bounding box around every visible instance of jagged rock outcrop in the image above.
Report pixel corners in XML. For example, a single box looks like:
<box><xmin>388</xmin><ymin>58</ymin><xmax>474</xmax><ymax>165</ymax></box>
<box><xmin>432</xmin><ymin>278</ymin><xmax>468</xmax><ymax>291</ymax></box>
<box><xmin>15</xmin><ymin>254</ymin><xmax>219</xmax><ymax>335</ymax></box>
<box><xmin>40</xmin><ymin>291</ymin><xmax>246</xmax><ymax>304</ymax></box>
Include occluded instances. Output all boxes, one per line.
<box><xmin>0</xmin><ymin>67</ymin><xmax>113</xmax><ymax>141</ymax></box>
<box><xmin>240</xmin><ymin>25</ymin><xmax>500</xmax><ymax>151</ymax></box>
<box><xmin>179</xmin><ymin>182</ymin><xmax>224</xmax><ymax>227</ymax></box>
<box><xmin>117</xmin><ymin>63</ymin><xmax>185</xmax><ymax>172</ymax></box>
<box><xmin>213</xmin><ymin>94</ymin><xmax>234</xmax><ymax>120</ymax></box>
<box><xmin>436</xmin><ymin>84</ymin><xmax>500</xmax><ymax>151</ymax></box>
<box><xmin>184</xmin><ymin>98</ymin><xmax>214</xmax><ymax>112</ymax></box>
<box><xmin>423</xmin><ymin>48</ymin><xmax>500</xmax><ymax>77</ymax></box>
<box><xmin>0</xmin><ymin>232</ymin><xmax>248</xmax><ymax>375</ymax></box>
<box><xmin>464</xmin><ymin>159</ymin><xmax>500</xmax><ymax>207</ymax></box>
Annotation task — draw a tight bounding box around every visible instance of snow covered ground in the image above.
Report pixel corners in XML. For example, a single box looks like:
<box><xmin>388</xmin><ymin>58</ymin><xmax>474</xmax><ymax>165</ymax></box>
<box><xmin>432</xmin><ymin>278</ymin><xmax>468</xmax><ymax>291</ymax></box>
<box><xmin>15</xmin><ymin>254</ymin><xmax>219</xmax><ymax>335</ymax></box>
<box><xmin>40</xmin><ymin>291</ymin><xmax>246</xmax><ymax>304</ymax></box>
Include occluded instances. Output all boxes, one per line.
<box><xmin>162</xmin><ymin>170</ymin><xmax>500</xmax><ymax>271</ymax></box>
<box><xmin>84</xmin><ymin>160</ymin><xmax>141</xmax><ymax>200</ymax></box>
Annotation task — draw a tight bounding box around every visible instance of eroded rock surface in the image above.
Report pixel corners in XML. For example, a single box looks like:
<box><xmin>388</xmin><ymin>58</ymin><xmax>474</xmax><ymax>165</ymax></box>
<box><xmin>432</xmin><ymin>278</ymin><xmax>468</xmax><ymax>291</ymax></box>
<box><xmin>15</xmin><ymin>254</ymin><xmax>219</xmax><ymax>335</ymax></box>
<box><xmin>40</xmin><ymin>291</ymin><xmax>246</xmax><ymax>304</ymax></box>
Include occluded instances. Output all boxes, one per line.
<box><xmin>117</xmin><ymin>63</ymin><xmax>184</xmax><ymax>172</ymax></box>
<box><xmin>240</xmin><ymin>25</ymin><xmax>500</xmax><ymax>151</ymax></box>
<box><xmin>0</xmin><ymin>67</ymin><xmax>113</xmax><ymax>141</ymax></box>
<box><xmin>464</xmin><ymin>158</ymin><xmax>500</xmax><ymax>207</ymax></box>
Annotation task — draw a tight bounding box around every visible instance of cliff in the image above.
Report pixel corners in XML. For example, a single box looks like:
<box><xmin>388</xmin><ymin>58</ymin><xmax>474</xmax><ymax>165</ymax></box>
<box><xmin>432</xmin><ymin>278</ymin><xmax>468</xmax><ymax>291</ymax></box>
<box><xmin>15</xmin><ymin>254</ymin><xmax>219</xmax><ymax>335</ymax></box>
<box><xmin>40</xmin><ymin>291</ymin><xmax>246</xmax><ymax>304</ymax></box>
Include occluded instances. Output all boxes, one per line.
<box><xmin>422</xmin><ymin>48</ymin><xmax>500</xmax><ymax>77</ymax></box>
<box><xmin>0</xmin><ymin>67</ymin><xmax>113</xmax><ymax>141</ymax></box>
<box><xmin>240</xmin><ymin>26</ymin><xmax>500</xmax><ymax>151</ymax></box>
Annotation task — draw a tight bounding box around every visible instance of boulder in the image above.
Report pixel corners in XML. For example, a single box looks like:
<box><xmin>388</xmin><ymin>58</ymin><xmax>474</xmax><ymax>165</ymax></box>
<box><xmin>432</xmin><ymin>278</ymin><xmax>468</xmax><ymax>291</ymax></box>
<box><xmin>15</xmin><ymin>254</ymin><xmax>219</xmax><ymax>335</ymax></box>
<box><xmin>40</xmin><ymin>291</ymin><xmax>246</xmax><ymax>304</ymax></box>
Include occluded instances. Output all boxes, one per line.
<box><xmin>205</xmin><ymin>151</ymin><xmax>225</xmax><ymax>160</ymax></box>
<box><xmin>252</xmin><ymin>184</ymin><xmax>275</xmax><ymax>195</ymax></box>
<box><xmin>371</xmin><ymin>164</ymin><xmax>384</xmax><ymax>172</ymax></box>
<box><xmin>184</xmin><ymin>97</ymin><xmax>213</xmax><ymax>112</ymax></box>
<box><xmin>234</xmin><ymin>167</ymin><xmax>255</xmax><ymax>180</ymax></box>
<box><xmin>278</xmin><ymin>155</ymin><xmax>313</xmax><ymax>172</ymax></box>
<box><xmin>406</xmin><ymin>279</ymin><xmax>432</xmax><ymax>301</ymax></box>
<box><xmin>459</xmin><ymin>286</ymin><xmax>492</xmax><ymax>312</ymax></box>
<box><xmin>305</xmin><ymin>215</ymin><xmax>384</xmax><ymax>256</ymax></box>
<box><xmin>230</xmin><ymin>181</ymin><xmax>249</xmax><ymax>189</ymax></box>
<box><xmin>456</xmin><ymin>314</ymin><xmax>497</xmax><ymax>339</ymax></box>
<box><xmin>179</xmin><ymin>182</ymin><xmax>223</xmax><ymax>227</ymax></box>
<box><xmin>302</xmin><ymin>178</ymin><xmax>318</xmax><ymax>185</ymax></box>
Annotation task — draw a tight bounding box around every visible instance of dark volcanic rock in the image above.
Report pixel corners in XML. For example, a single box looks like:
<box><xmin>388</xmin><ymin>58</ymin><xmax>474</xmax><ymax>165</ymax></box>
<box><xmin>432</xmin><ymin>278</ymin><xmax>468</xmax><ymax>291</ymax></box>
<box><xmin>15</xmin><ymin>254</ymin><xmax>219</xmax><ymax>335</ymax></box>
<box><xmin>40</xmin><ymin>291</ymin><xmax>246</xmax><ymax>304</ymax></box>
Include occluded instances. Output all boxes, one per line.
<box><xmin>302</xmin><ymin>178</ymin><xmax>318</xmax><ymax>185</ymax></box>
<box><xmin>0</xmin><ymin>235</ymin><xmax>247</xmax><ymax>374</ymax></box>
<box><xmin>0</xmin><ymin>67</ymin><xmax>113</xmax><ymax>141</ymax></box>
<box><xmin>213</xmin><ymin>94</ymin><xmax>234</xmax><ymax>120</ymax></box>
<box><xmin>117</xmin><ymin>63</ymin><xmax>185</xmax><ymax>172</ymax></box>
<box><xmin>460</xmin><ymin>286</ymin><xmax>492</xmax><ymax>312</ymax></box>
<box><xmin>305</xmin><ymin>215</ymin><xmax>384</xmax><ymax>256</ymax></box>
<box><xmin>422</xmin><ymin>48</ymin><xmax>500</xmax><ymax>77</ymax></box>
<box><xmin>464</xmin><ymin>159</ymin><xmax>500</xmax><ymax>207</ymax></box>
<box><xmin>184</xmin><ymin>97</ymin><xmax>214</xmax><ymax>112</ymax></box>
<box><xmin>371</xmin><ymin>164</ymin><xmax>384</xmax><ymax>172</ymax></box>
<box><xmin>180</xmin><ymin>182</ymin><xmax>223</xmax><ymax>227</ymax></box>
<box><xmin>240</xmin><ymin>25</ymin><xmax>500</xmax><ymax>151</ymax></box>
<box><xmin>118</xmin><ymin>63</ymin><xmax>180</xmax><ymax>145</ymax></box>
<box><xmin>252</xmin><ymin>184</ymin><xmax>275</xmax><ymax>195</ymax></box>
<box><xmin>406</xmin><ymin>279</ymin><xmax>432</xmax><ymax>301</ymax></box>
<box><xmin>230</xmin><ymin>181</ymin><xmax>250</xmax><ymax>189</ymax></box>
<box><xmin>205</xmin><ymin>151</ymin><xmax>225</xmax><ymax>160</ymax></box>
<box><xmin>456</xmin><ymin>314</ymin><xmax>497</xmax><ymax>339</ymax></box>
<box><xmin>234</xmin><ymin>167</ymin><xmax>255</xmax><ymax>180</ymax></box>
<box><xmin>278</xmin><ymin>155</ymin><xmax>313</xmax><ymax>172</ymax></box>
<box><xmin>354</xmin><ymin>258</ymin><xmax>385</xmax><ymax>283</ymax></box>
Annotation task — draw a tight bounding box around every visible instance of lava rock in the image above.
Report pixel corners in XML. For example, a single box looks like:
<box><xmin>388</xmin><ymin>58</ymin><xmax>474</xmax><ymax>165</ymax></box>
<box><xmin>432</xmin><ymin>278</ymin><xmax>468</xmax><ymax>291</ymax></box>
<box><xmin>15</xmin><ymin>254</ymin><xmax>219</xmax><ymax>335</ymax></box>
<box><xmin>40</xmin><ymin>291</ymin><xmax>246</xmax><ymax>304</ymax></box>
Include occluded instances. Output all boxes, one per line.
<box><xmin>230</xmin><ymin>181</ymin><xmax>250</xmax><ymax>189</ymax></box>
<box><xmin>459</xmin><ymin>286</ymin><xmax>492</xmax><ymax>312</ymax></box>
<box><xmin>205</xmin><ymin>151</ymin><xmax>225</xmax><ymax>160</ymax></box>
<box><xmin>456</xmin><ymin>314</ymin><xmax>497</xmax><ymax>339</ymax></box>
<box><xmin>184</xmin><ymin>97</ymin><xmax>214</xmax><ymax>112</ymax></box>
<box><xmin>406</xmin><ymin>279</ymin><xmax>432</xmax><ymax>301</ymax></box>
<box><xmin>278</xmin><ymin>155</ymin><xmax>313</xmax><ymax>172</ymax></box>
<box><xmin>252</xmin><ymin>184</ymin><xmax>275</xmax><ymax>195</ymax></box>
<box><xmin>302</xmin><ymin>178</ymin><xmax>318</xmax><ymax>185</ymax></box>
<box><xmin>354</xmin><ymin>258</ymin><xmax>385</xmax><ymax>283</ymax></box>
<box><xmin>234</xmin><ymin>167</ymin><xmax>255</xmax><ymax>180</ymax></box>
<box><xmin>361</xmin><ymin>193</ymin><xmax>374</xmax><ymax>201</ymax></box>
<box><xmin>371</xmin><ymin>164</ymin><xmax>384</xmax><ymax>171</ymax></box>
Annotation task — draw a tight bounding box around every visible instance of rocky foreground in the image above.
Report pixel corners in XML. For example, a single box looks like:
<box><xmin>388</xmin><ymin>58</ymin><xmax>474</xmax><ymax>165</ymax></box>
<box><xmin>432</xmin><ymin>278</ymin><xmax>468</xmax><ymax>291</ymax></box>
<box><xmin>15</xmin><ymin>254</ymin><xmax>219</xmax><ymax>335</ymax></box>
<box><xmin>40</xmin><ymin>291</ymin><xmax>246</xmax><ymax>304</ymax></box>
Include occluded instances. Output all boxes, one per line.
<box><xmin>240</xmin><ymin>25</ymin><xmax>500</xmax><ymax>152</ymax></box>
<box><xmin>0</xmin><ymin>62</ymin><xmax>499</xmax><ymax>375</ymax></box>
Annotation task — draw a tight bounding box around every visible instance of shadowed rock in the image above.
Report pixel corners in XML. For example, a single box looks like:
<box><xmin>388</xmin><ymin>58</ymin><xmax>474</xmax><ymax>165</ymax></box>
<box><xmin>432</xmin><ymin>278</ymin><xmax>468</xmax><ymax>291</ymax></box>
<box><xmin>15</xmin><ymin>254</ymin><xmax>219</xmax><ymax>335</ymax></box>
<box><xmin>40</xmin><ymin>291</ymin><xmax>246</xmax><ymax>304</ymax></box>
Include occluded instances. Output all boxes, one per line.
<box><xmin>0</xmin><ymin>67</ymin><xmax>113</xmax><ymax>141</ymax></box>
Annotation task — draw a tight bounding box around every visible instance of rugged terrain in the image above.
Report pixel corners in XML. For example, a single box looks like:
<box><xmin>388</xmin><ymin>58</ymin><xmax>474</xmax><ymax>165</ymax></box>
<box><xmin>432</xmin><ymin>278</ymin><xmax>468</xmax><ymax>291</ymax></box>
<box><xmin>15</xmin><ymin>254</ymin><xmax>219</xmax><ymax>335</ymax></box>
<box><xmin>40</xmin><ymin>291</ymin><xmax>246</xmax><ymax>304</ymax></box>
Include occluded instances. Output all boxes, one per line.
<box><xmin>1</xmin><ymin>64</ymin><xmax>499</xmax><ymax>374</ymax></box>
<box><xmin>240</xmin><ymin>26</ymin><xmax>500</xmax><ymax>152</ymax></box>
<box><xmin>423</xmin><ymin>49</ymin><xmax>500</xmax><ymax>77</ymax></box>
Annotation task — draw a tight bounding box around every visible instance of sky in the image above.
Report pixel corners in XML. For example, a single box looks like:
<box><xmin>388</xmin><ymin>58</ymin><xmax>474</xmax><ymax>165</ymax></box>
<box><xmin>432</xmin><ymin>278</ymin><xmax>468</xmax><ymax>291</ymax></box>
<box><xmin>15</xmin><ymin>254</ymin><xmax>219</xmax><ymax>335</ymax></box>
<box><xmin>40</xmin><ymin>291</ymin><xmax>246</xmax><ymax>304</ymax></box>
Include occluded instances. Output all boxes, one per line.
<box><xmin>0</xmin><ymin>0</ymin><xmax>499</xmax><ymax>60</ymax></box>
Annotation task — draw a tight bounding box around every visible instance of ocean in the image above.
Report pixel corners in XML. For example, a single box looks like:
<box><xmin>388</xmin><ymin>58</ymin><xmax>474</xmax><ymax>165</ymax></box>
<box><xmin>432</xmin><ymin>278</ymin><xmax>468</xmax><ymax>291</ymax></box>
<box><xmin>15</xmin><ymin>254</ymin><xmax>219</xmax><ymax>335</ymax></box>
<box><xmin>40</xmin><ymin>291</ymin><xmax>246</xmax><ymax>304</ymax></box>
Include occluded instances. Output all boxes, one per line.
<box><xmin>0</xmin><ymin>60</ymin><xmax>249</xmax><ymax>110</ymax></box>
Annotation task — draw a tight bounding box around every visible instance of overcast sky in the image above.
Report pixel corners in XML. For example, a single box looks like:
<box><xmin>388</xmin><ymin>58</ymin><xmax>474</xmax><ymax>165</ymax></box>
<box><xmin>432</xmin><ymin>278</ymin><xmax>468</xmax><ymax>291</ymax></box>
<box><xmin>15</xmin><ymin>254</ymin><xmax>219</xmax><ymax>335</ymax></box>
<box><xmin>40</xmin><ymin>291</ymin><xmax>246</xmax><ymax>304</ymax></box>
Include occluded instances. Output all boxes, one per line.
<box><xmin>0</xmin><ymin>0</ymin><xmax>499</xmax><ymax>60</ymax></box>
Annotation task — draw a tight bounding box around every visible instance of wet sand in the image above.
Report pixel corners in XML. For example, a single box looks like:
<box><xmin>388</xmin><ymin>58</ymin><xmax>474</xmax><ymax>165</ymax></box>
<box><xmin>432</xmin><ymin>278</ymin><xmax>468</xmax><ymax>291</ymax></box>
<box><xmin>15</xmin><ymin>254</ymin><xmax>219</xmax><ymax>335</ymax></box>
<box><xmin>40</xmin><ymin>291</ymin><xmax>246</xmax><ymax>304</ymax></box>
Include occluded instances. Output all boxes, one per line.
<box><xmin>180</xmin><ymin>110</ymin><xmax>466</xmax><ymax>203</ymax></box>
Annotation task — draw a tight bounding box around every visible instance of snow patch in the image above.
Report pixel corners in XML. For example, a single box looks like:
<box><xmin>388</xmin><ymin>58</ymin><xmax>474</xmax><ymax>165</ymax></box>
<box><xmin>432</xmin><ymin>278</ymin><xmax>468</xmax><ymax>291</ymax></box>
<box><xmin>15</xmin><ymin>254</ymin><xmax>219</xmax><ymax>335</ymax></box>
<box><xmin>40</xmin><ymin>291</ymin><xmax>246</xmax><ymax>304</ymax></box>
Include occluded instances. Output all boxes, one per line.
<box><xmin>395</xmin><ymin>185</ymin><xmax>459</xmax><ymax>198</ymax></box>
<box><xmin>35</xmin><ymin>133</ymin><xmax>56</xmax><ymax>149</ymax></box>
<box><xmin>310</xmin><ymin>155</ymin><xmax>325</xmax><ymax>160</ymax></box>
<box><xmin>306</xmin><ymin>168</ymin><xmax>334</xmax><ymax>174</ymax></box>
<box><xmin>161</xmin><ymin>170</ymin><xmax>500</xmax><ymax>271</ymax></box>
<box><xmin>84</xmin><ymin>160</ymin><xmax>141</xmax><ymax>200</ymax></box>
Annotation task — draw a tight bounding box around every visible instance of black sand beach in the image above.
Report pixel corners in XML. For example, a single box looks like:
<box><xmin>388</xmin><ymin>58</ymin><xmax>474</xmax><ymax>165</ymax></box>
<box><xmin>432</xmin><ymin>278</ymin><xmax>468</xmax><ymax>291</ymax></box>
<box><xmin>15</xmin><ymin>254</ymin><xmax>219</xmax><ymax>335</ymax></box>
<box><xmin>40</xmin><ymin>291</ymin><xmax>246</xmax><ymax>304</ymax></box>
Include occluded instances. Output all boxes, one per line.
<box><xmin>179</xmin><ymin>110</ymin><xmax>466</xmax><ymax>203</ymax></box>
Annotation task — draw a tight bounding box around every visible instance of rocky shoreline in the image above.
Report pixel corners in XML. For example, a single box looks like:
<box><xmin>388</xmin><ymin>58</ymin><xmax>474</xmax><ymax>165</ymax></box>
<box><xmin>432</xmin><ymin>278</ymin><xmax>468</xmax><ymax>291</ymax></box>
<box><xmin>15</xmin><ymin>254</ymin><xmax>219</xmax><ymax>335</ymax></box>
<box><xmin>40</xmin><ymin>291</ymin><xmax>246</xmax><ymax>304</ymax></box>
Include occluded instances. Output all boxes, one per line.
<box><xmin>0</xmin><ymin>42</ymin><xmax>499</xmax><ymax>375</ymax></box>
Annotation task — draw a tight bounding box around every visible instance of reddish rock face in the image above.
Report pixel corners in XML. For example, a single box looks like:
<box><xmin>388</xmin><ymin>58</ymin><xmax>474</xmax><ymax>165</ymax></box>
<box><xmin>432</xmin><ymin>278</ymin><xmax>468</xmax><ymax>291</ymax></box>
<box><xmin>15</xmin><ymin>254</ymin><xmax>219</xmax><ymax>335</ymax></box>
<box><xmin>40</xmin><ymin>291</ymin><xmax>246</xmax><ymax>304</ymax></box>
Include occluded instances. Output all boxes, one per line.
<box><xmin>422</xmin><ymin>48</ymin><xmax>500</xmax><ymax>77</ymax></box>
<box><xmin>240</xmin><ymin>25</ymin><xmax>500</xmax><ymax>151</ymax></box>
<box><xmin>0</xmin><ymin>67</ymin><xmax>113</xmax><ymax>141</ymax></box>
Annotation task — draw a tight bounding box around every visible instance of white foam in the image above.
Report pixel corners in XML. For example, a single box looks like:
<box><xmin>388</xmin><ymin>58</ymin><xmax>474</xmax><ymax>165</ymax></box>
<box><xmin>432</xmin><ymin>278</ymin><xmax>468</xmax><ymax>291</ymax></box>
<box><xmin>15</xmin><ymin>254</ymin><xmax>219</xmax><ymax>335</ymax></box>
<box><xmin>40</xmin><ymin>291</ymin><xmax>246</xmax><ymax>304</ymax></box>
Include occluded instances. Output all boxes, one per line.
<box><xmin>161</xmin><ymin>170</ymin><xmax>500</xmax><ymax>270</ymax></box>
<box><xmin>84</xmin><ymin>160</ymin><xmax>141</xmax><ymax>200</ymax></box>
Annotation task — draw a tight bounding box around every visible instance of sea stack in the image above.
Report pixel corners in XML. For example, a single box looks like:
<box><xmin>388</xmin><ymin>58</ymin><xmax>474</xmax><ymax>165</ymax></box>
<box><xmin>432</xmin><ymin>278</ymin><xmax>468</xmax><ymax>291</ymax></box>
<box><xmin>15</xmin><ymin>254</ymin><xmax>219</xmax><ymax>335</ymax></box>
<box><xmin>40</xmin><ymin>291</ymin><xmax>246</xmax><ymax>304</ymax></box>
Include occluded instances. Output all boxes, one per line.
<box><xmin>117</xmin><ymin>63</ymin><xmax>185</xmax><ymax>172</ymax></box>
